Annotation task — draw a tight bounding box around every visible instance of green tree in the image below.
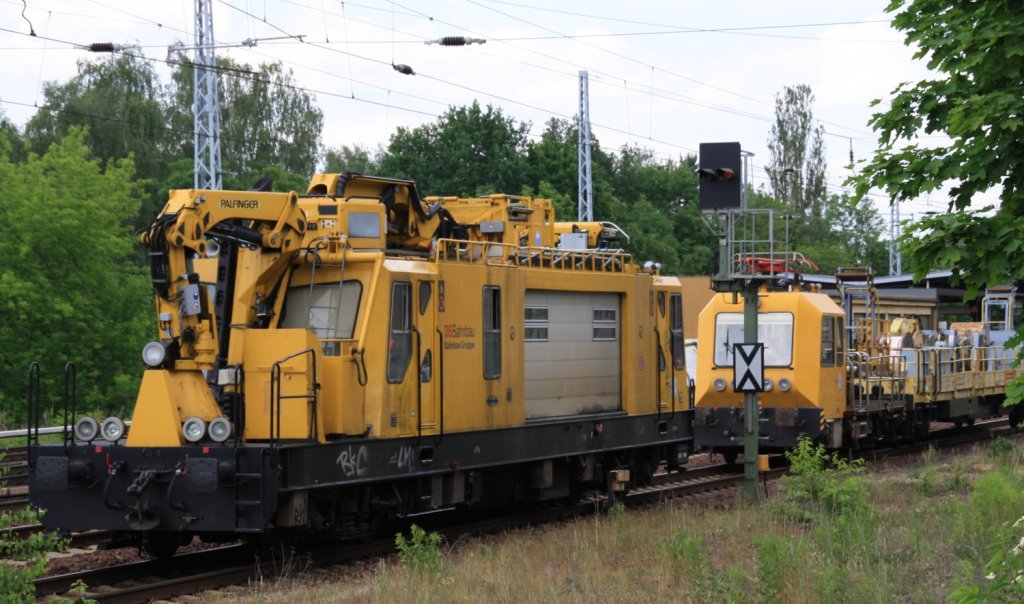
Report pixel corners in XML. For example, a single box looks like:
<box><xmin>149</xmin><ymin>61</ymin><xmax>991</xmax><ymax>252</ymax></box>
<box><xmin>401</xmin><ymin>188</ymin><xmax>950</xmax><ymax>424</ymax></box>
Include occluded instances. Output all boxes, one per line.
<box><xmin>379</xmin><ymin>101</ymin><xmax>530</xmax><ymax>196</ymax></box>
<box><xmin>852</xmin><ymin>0</ymin><xmax>1024</xmax><ymax>299</ymax></box>
<box><xmin>523</xmin><ymin>117</ymin><xmax>619</xmax><ymax>220</ymax></box>
<box><xmin>324</xmin><ymin>143</ymin><xmax>381</xmax><ymax>175</ymax></box>
<box><xmin>747</xmin><ymin>188</ymin><xmax>888</xmax><ymax>275</ymax></box>
<box><xmin>524</xmin><ymin>118</ymin><xmax>584</xmax><ymax>210</ymax></box>
<box><xmin>603</xmin><ymin>194</ymin><xmax>684</xmax><ymax>273</ymax></box>
<box><xmin>609</xmin><ymin>145</ymin><xmax>694</xmax><ymax>213</ymax></box>
<box><xmin>606</xmin><ymin>145</ymin><xmax>708</xmax><ymax>275</ymax></box>
<box><xmin>673</xmin><ymin>198</ymin><xmax>717</xmax><ymax>275</ymax></box>
<box><xmin>767</xmin><ymin>84</ymin><xmax>828</xmax><ymax>218</ymax></box>
<box><xmin>23</xmin><ymin>53</ymin><xmax>171</xmax><ymax>223</ymax></box>
<box><xmin>0</xmin><ymin>107</ymin><xmax>26</xmax><ymax>163</ymax></box>
<box><xmin>166</xmin><ymin>57</ymin><xmax>323</xmax><ymax>191</ymax></box>
<box><xmin>0</xmin><ymin>129</ymin><xmax>150</xmax><ymax>421</ymax></box>
<box><xmin>523</xmin><ymin>118</ymin><xmax>713</xmax><ymax>273</ymax></box>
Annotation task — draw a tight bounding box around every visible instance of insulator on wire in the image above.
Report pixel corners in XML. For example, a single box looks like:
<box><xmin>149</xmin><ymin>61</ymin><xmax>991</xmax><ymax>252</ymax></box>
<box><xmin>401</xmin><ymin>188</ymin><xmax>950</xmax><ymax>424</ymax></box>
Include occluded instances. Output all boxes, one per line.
<box><xmin>88</xmin><ymin>42</ymin><xmax>121</xmax><ymax>52</ymax></box>
<box><xmin>425</xmin><ymin>36</ymin><xmax>486</xmax><ymax>46</ymax></box>
<box><xmin>392</xmin><ymin>63</ymin><xmax>415</xmax><ymax>76</ymax></box>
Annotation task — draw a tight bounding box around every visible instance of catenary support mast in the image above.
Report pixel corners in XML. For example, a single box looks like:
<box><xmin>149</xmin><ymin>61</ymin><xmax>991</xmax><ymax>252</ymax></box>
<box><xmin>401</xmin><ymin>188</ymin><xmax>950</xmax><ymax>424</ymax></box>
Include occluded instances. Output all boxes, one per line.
<box><xmin>194</xmin><ymin>0</ymin><xmax>222</xmax><ymax>190</ymax></box>
<box><xmin>578</xmin><ymin>71</ymin><xmax>593</xmax><ymax>222</ymax></box>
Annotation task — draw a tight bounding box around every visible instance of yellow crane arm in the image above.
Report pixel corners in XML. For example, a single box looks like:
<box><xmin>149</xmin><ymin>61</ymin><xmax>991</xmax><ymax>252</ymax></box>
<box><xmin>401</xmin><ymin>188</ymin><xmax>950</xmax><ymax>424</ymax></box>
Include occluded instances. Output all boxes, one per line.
<box><xmin>140</xmin><ymin>189</ymin><xmax>308</xmax><ymax>370</ymax></box>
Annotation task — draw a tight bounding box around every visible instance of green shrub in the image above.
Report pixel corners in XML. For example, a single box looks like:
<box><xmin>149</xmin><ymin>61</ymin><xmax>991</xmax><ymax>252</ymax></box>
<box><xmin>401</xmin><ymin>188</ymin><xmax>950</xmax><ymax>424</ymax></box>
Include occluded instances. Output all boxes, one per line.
<box><xmin>778</xmin><ymin>436</ymin><xmax>868</xmax><ymax>520</ymax></box>
<box><xmin>950</xmin><ymin>513</ymin><xmax>1024</xmax><ymax>603</ymax></box>
<box><xmin>988</xmin><ymin>437</ymin><xmax>1015</xmax><ymax>458</ymax></box>
<box><xmin>607</xmin><ymin>502</ymin><xmax>627</xmax><ymax>519</ymax></box>
<box><xmin>395</xmin><ymin>524</ymin><xmax>444</xmax><ymax>575</ymax></box>
<box><xmin>969</xmin><ymin>473</ymin><xmax>1024</xmax><ymax>541</ymax></box>
<box><xmin>0</xmin><ymin>451</ymin><xmax>68</xmax><ymax>600</ymax></box>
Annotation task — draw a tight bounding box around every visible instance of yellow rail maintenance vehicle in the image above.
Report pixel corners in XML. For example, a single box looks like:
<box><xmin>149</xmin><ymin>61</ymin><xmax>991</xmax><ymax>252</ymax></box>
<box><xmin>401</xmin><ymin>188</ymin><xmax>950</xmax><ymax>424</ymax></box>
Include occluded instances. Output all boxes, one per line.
<box><xmin>694</xmin><ymin>267</ymin><xmax>1023</xmax><ymax>457</ymax></box>
<box><xmin>29</xmin><ymin>173</ymin><xmax>693</xmax><ymax>557</ymax></box>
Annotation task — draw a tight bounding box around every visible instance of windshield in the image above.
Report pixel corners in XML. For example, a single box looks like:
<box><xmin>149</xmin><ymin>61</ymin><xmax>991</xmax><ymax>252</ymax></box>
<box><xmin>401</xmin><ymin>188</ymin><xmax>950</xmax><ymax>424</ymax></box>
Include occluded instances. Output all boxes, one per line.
<box><xmin>281</xmin><ymin>280</ymin><xmax>362</xmax><ymax>339</ymax></box>
<box><xmin>713</xmin><ymin>312</ymin><xmax>793</xmax><ymax>367</ymax></box>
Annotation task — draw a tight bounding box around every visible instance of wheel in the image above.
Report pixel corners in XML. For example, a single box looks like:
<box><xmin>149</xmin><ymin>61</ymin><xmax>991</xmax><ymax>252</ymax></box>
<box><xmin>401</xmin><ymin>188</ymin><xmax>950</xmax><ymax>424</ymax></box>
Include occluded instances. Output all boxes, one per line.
<box><xmin>632</xmin><ymin>450</ymin><xmax>656</xmax><ymax>487</ymax></box>
<box><xmin>721</xmin><ymin>449</ymin><xmax>739</xmax><ymax>466</ymax></box>
<box><xmin>1009</xmin><ymin>403</ymin><xmax>1024</xmax><ymax>432</ymax></box>
<box><xmin>142</xmin><ymin>532</ymin><xmax>184</xmax><ymax>559</ymax></box>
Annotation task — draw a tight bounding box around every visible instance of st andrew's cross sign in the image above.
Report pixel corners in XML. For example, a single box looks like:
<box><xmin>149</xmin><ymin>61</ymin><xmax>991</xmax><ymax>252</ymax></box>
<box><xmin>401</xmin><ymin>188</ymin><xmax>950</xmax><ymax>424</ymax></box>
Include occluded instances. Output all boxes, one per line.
<box><xmin>733</xmin><ymin>343</ymin><xmax>764</xmax><ymax>393</ymax></box>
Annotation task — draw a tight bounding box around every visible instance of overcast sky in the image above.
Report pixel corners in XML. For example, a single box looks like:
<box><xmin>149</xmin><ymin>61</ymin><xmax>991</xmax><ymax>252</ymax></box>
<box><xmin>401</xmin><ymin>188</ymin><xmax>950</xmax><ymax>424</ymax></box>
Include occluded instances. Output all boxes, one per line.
<box><xmin>1</xmin><ymin>0</ymin><xmax>948</xmax><ymax>221</ymax></box>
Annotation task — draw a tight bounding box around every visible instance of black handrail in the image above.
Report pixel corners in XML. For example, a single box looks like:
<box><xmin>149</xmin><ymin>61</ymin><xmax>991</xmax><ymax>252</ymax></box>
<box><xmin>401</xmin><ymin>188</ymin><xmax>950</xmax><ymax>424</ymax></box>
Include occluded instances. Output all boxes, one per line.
<box><xmin>63</xmin><ymin>362</ymin><xmax>77</xmax><ymax>452</ymax></box>
<box><xmin>352</xmin><ymin>348</ymin><xmax>368</xmax><ymax>387</ymax></box>
<box><xmin>232</xmin><ymin>364</ymin><xmax>245</xmax><ymax>449</ymax></box>
<box><xmin>27</xmin><ymin>362</ymin><xmax>40</xmax><ymax>467</ymax></box>
<box><xmin>269</xmin><ymin>348</ymin><xmax>319</xmax><ymax>446</ymax></box>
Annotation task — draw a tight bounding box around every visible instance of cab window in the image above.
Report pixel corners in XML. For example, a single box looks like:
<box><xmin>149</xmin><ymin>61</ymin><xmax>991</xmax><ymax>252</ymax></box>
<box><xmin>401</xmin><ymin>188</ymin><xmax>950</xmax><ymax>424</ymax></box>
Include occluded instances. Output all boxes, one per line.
<box><xmin>821</xmin><ymin>317</ymin><xmax>836</xmax><ymax>367</ymax></box>
<box><xmin>387</xmin><ymin>282</ymin><xmax>413</xmax><ymax>383</ymax></box>
<box><xmin>281</xmin><ymin>280</ymin><xmax>362</xmax><ymax>339</ymax></box>
<box><xmin>483</xmin><ymin>286</ymin><xmax>501</xmax><ymax>379</ymax></box>
<box><xmin>669</xmin><ymin>294</ymin><xmax>684</xmax><ymax>370</ymax></box>
<box><xmin>713</xmin><ymin>312</ymin><xmax>794</xmax><ymax>367</ymax></box>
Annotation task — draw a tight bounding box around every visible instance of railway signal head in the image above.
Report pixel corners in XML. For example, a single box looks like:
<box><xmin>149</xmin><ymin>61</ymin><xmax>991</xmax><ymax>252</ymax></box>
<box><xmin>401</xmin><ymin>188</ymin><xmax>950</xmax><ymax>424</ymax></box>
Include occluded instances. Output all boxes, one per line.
<box><xmin>698</xmin><ymin>142</ymin><xmax>742</xmax><ymax>210</ymax></box>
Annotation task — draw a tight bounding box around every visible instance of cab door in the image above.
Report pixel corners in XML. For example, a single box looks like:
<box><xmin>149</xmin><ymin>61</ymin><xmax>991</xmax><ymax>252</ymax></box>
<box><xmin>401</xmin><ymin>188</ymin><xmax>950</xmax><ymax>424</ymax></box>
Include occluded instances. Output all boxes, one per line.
<box><xmin>667</xmin><ymin>293</ymin><xmax>688</xmax><ymax>410</ymax></box>
<box><xmin>414</xmin><ymin>279</ymin><xmax>439</xmax><ymax>434</ymax></box>
<box><xmin>819</xmin><ymin>315</ymin><xmax>845</xmax><ymax>418</ymax></box>
<box><xmin>656</xmin><ymin>290</ymin><xmax>689</xmax><ymax>413</ymax></box>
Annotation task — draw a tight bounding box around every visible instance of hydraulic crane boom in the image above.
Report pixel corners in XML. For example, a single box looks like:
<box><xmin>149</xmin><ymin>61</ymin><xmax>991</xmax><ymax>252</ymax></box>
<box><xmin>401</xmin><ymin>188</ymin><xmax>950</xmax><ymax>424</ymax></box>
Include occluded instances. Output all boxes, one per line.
<box><xmin>140</xmin><ymin>188</ymin><xmax>307</xmax><ymax>371</ymax></box>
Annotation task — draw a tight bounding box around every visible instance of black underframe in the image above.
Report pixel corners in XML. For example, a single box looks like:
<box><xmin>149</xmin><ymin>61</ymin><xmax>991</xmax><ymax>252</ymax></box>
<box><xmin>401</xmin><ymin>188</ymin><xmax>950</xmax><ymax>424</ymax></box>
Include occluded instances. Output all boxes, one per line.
<box><xmin>30</xmin><ymin>410</ymin><xmax>693</xmax><ymax>535</ymax></box>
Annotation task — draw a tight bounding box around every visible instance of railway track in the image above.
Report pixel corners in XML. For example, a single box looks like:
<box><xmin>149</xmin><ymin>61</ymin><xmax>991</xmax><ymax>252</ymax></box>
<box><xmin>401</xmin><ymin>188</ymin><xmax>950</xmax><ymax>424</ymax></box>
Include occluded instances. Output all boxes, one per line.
<box><xmin>28</xmin><ymin>419</ymin><xmax>1022</xmax><ymax>601</ymax></box>
<box><xmin>0</xmin><ymin>495</ymin><xmax>28</xmax><ymax>513</ymax></box>
<box><xmin>5</xmin><ymin>523</ymin><xmax>112</xmax><ymax>548</ymax></box>
<box><xmin>2</xmin><ymin>446</ymin><xmax>30</xmax><ymax>515</ymax></box>
<box><xmin>29</xmin><ymin>462</ymin><xmax>758</xmax><ymax>601</ymax></box>
<box><xmin>1</xmin><ymin>445</ymin><xmax>29</xmax><ymax>489</ymax></box>
<box><xmin>1</xmin><ymin>445</ymin><xmax>29</xmax><ymax>463</ymax></box>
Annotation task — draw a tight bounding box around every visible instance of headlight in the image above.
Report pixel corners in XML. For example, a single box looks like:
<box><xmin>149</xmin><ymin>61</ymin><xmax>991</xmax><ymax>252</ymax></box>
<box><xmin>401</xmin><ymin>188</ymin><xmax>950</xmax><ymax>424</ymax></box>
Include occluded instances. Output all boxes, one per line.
<box><xmin>74</xmin><ymin>416</ymin><xmax>99</xmax><ymax>442</ymax></box>
<box><xmin>100</xmin><ymin>417</ymin><xmax>126</xmax><ymax>441</ymax></box>
<box><xmin>762</xmin><ymin>378</ymin><xmax>774</xmax><ymax>392</ymax></box>
<box><xmin>182</xmin><ymin>417</ymin><xmax>206</xmax><ymax>443</ymax></box>
<box><xmin>208</xmin><ymin>417</ymin><xmax>232</xmax><ymax>442</ymax></box>
<box><xmin>778</xmin><ymin>378</ymin><xmax>792</xmax><ymax>392</ymax></box>
<box><xmin>713</xmin><ymin>378</ymin><xmax>727</xmax><ymax>392</ymax></box>
<box><xmin>142</xmin><ymin>341</ymin><xmax>167</xmax><ymax>367</ymax></box>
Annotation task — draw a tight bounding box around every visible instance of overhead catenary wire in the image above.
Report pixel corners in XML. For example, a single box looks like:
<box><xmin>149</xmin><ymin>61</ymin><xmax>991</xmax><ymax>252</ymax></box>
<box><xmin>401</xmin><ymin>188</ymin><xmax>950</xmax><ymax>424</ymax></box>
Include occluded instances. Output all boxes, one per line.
<box><xmin>383</xmin><ymin>0</ymin><xmax>876</xmax><ymax>139</ymax></box>
<box><xmin>9</xmin><ymin>0</ymin><xmax>887</xmax><ymax>146</ymax></box>
<box><xmin>8</xmin><ymin>0</ymin><xmax>879</xmax><ymax>146</ymax></box>
<box><xmin>0</xmin><ymin>32</ymin><xmax>863</xmax><ymax>197</ymax></box>
<box><xmin>19</xmin><ymin>0</ymin><xmax>35</xmax><ymax>36</ymax></box>
<box><xmin>33</xmin><ymin>8</ymin><xmax>51</xmax><ymax>107</ymax></box>
<box><xmin>198</xmin><ymin>2</ymin><xmax>709</xmax><ymax>154</ymax></box>
<box><xmin>479</xmin><ymin>0</ymin><xmax>895</xmax><ymax>42</ymax></box>
<box><xmin>0</xmin><ymin>13</ymin><xmax>864</xmax><ymax>161</ymax></box>
<box><xmin>1</xmin><ymin>1</ymin><xmax>908</xmax><ymax>201</ymax></box>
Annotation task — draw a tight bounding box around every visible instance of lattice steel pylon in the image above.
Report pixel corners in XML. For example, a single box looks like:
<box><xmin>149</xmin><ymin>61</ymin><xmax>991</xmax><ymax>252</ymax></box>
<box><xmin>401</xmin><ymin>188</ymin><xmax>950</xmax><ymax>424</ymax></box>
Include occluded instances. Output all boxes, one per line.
<box><xmin>194</xmin><ymin>0</ymin><xmax>222</xmax><ymax>190</ymax></box>
<box><xmin>578</xmin><ymin>71</ymin><xmax>593</xmax><ymax>222</ymax></box>
<box><xmin>889</xmin><ymin>199</ymin><xmax>902</xmax><ymax>275</ymax></box>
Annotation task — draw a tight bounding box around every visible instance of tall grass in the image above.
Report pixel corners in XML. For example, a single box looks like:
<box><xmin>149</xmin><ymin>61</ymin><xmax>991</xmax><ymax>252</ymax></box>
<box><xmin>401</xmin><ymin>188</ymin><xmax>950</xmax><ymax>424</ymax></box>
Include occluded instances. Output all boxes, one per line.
<box><xmin>227</xmin><ymin>438</ymin><xmax>1024</xmax><ymax>603</ymax></box>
